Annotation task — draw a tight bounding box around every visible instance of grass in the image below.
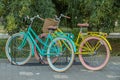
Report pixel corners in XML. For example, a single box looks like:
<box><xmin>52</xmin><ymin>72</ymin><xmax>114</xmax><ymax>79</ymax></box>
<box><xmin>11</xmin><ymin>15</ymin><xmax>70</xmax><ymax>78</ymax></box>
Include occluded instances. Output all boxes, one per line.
<box><xmin>112</xmin><ymin>26</ymin><xmax>120</xmax><ymax>33</ymax></box>
<box><xmin>108</xmin><ymin>38</ymin><xmax>120</xmax><ymax>56</ymax></box>
<box><xmin>0</xmin><ymin>39</ymin><xmax>7</xmax><ymax>58</ymax></box>
<box><xmin>0</xmin><ymin>24</ymin><xmax>6</xmax><ymax>33</ymax></box>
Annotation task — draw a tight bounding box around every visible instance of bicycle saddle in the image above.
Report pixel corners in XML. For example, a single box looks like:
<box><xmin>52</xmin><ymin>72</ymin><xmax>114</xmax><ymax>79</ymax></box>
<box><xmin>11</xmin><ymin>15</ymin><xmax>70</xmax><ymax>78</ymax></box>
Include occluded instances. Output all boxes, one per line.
<box><xmin>48</xmin><ymin>26</ymin><xmax>57</xmax><ymax>31</ymax></box>
<box><xmin>77</xmin><ymin>23</ymin><xmax>89</xmax><ymax>27</ymax></box>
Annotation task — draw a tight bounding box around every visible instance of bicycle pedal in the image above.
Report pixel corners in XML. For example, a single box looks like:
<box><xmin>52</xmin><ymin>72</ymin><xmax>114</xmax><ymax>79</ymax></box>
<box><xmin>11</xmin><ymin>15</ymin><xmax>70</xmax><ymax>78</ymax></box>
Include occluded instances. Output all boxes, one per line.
<box><xmin>39</xmin><ymin>58</ymin><xmax>45</xmax><ymax>64</ymax></box>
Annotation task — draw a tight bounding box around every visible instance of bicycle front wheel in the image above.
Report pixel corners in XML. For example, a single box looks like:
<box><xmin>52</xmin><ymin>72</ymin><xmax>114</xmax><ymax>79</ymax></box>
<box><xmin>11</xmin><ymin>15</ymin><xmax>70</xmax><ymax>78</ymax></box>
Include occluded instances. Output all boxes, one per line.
<box><xmin>47</xmin><ymin>37</ymin><xmax>74</xmax><ymax>72</ymax></box>
<box><xmin>5</xmin><ymin>33</ymin><xmax>32</xmax><ymax>65</ymax></box>
<box><xmin>79</xmin><ymin>36</ymin><xmax>110</xmax><ymax>70</ymax></box>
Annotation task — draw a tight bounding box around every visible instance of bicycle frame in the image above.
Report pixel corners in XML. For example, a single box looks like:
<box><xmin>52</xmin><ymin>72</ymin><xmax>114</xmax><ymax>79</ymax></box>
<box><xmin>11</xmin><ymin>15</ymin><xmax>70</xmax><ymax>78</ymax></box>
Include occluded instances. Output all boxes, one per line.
<box><xmin>19</xmin><ymin>25</ymin><xmax>53</xmax><ymax>56</ymax></box>
<box><xmin>53</xmin><ymin>28</ymin><xmax>76</xmax><ymax>52</ymax></box>
<box><xmin>75</xmin><ymin>31</ymin><xmax>112</xmax><ymax>54</ymax></box>
<box><xmin>44</xmin><ymin>14</ymin><xmax>111</xmax><ymax>56</ymax></box>
<box><xmin>54</xmin><ymin>27</ymin><xmax>112</xmax><ymax>55</ymax></box>
<box><xmin>87</xmin><ymin>32</ymin><xmax>112</xmax><ymax>50</ymax></box>
<box><xmin>19</xmin><ymin>24</ymin><xmax>77</xmax><ymax>56</ymax></box>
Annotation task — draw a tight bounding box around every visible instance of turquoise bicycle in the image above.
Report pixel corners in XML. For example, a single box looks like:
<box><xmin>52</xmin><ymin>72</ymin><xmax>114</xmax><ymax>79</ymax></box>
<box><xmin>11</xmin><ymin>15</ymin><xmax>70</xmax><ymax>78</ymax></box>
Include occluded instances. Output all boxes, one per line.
<box><xmin>5</xmin><ymin>15</ymin><xmax>75</xmax><ymax>72</ymax></box>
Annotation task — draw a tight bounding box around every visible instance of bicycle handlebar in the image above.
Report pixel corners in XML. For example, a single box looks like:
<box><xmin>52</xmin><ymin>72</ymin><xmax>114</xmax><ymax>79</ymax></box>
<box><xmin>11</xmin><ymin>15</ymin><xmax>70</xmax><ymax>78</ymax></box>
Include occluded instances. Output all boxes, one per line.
<box><xmin>24</xmin><ymin>15</ymin><xmax>44</xmax><ymax>24</ymax></box>
<box><xmin>60</xmin><ymin>14</ymin><xmax>71</xmax><ymax>19</ymax></box>
<box><xmin>55</xmin><ymin>14</ymin><xmax>70</xmax><ymax>21</ymax></box>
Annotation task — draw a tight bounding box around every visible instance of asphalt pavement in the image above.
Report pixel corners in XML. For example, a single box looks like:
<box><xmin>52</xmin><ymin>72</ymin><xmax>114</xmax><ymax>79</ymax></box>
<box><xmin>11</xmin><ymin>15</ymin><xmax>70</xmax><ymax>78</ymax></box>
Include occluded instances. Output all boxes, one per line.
<box><xmin>0</xmin><ymin>56</ymin><xmax>120</xmax><ymax>80</ymax></box>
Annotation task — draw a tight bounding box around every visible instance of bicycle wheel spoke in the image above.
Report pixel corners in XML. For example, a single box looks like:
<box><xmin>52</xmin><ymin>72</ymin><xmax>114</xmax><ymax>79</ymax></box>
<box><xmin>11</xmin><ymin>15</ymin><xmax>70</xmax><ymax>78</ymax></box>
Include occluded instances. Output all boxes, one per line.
<box><xmin>47</xmin><ymin>37</ymin><xmax>74</xmax><ymax>72</ymax></box>
<box><xmin>93</xmin><ymin>41</ymin><xmax>102</xmax><ymax>51</ymax></box>
<box><xmin>5</xmin><ymin>33</ymin><xmax>32</xmax><ymax>65</ymax></box>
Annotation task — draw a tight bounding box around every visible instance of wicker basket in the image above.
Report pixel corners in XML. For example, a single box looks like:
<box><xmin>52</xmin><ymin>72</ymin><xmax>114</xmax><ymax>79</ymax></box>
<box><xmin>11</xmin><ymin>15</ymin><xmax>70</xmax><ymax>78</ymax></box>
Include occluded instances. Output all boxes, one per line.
<box><xmin>42</xmin><ymin>18</ymin><xmax>58</xmax><ymax>33</ymax></box>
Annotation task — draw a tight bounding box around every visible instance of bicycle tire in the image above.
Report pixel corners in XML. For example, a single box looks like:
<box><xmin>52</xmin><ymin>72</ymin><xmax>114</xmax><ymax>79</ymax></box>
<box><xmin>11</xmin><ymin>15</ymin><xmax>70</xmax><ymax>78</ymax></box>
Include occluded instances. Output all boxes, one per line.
<box><xmin>47</xmin><ymin>37</ymin><xmax>74</xmax><ymax>72</ymax></box>
<box><xmin>79</xmin><ymin>36</ymin><xmax>110</xmax><ymax>70</ymax></box>
<box><xmin>34</xmin><ymin>34</ymin><xmax>58</xmax><ymax>64</ymax></box>
<box><xmin>5</xmin><ymin>33</ymin><xmax>32</xmax><ymax>65</ymax></box>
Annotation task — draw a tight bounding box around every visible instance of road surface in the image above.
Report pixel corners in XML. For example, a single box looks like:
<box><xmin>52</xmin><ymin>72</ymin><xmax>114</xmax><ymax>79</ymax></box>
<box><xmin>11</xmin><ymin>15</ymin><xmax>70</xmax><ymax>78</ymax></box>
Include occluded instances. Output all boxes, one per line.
<box><xmin>0</xmin><ymin>56</ymin><xmax>120</xmax><ymax>80</ymax></box>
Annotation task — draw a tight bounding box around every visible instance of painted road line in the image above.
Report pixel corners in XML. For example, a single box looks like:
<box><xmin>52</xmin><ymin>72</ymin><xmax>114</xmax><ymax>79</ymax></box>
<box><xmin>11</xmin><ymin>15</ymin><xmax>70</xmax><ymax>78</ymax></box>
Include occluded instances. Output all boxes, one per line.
<box><xmin>19</xmin><ymin>71</ymin><xmax>34</xmax><ymax>76</ymax></box>
<box><xmin>107</xmin><ymin>75</ymin><xmax>120</xmax><ymax>78</ymax></box>
<box><xmin>112</xmin><ymin>62</ymin><xmax>120</xmax><ymax>65</ymax></box>
<box><xmin>81</xmin><ymin>69</ymin><xmax>94</xmax><ymax>72</ymax></box>
<box><xmin>53</xmin><ymin>74</ymin><xmax>69</xmax><ymax>79</ymax></box>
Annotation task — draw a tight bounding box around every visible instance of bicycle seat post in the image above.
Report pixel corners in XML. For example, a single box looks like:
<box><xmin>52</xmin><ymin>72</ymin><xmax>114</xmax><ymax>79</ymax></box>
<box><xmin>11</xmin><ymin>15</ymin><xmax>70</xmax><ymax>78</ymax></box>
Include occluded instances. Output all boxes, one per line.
<box><xmin>80</xmin><ymin>27</ymin><xmax>83</xmax><ymax>33</ymax></box>
<box><xmin>49</xmin><ymin>30</ymin><xmax>52</xmax><ymax>34</ymax></box>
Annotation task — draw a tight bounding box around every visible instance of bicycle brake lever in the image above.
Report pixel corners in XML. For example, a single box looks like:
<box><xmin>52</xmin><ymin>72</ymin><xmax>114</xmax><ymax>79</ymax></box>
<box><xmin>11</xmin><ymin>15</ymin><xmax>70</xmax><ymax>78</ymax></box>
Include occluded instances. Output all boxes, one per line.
<box><xmin>26</xmin><ymin>15</ymin><xmax>29</xmax><ymax>19</ymax></box>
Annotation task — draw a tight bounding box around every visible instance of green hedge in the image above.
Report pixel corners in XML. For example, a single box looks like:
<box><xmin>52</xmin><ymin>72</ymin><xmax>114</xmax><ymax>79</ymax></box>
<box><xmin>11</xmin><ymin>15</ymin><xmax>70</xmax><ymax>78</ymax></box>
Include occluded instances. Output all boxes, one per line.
<box><xmin>108</xmin><ymin>38</ymin><xmax>120</xmax><ymax>56</ymax></box>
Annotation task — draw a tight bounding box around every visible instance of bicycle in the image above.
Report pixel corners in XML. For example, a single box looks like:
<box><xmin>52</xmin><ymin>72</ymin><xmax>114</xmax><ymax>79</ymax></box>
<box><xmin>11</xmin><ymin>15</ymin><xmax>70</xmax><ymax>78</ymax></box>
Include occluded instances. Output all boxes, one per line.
<box><xmin>34</xmin><ymin>14</ymin><xmax>73</xmax><ymax>64</ymax></box>
<box><xmin>5</xmin><ymin>15</ymin><xmax>76</xmax><ymax>72</ymax></box>
<box><xmin>75</xmin><ymin>23</ymin><xmax>111</xmax><ymax>70</ymax></box>
<box><xmin>35</xmin><ymin>14</ymin><xmax>112</xmax><ymax>71</ymax></box>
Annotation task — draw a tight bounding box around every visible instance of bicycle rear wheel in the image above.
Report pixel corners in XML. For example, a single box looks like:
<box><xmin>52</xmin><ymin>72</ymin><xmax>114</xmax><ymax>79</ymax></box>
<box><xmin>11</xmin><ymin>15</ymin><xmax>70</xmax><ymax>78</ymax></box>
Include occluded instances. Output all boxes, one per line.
<box><xmin>34</xmin><ymin>34</ymin><xmax>58</xmax><ymax>64</ymax></box>
<box><xmin>5</xmin><ymin>33</ymin><xmax>32</xmax><ymax>65</ymax></box>
<box><xmin>79</xmin><ymin>36</ymin><xmax>110</xmax><ymax>70</ymax></box>
<box><xmin>47</xmin><ymin>37</ymin><xmax>74</xmax><ymax>72</ymax></box>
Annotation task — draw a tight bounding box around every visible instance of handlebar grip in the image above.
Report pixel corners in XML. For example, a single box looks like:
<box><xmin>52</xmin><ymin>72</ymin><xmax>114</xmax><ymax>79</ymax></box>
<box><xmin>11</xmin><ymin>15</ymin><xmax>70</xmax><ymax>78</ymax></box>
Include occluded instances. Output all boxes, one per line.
<box><xmin>23</xmin><ymin>17</ymin><xmax>26</xmax><ymax>22</ymax></box>
<box><xmin>22</xmin><ymin>17</ymin><xmax>31</xmax><ymax>25</ymax></box>
<box><xmin>39</xmin><ymin>17</ymin><xmax>44</xmax><ymax>21</ymax></box>
<box><xmin>64</xmin><ymin>15</ymin><xmax>71</xmax><ymax>19</ymax></box>
<box><xmin>23</xmin><ymin>15</ymin><xmax>29</xmax><ymax>22</ymax></box>
<box><xmin>23</xmin><ymin>16</ymin><xmax>29</xmax><ymax>23</ymax></box>
<box><xmin>60</xmin><ymin>14</ymin><xmax>71</xmax><ymax>19</ymax></box>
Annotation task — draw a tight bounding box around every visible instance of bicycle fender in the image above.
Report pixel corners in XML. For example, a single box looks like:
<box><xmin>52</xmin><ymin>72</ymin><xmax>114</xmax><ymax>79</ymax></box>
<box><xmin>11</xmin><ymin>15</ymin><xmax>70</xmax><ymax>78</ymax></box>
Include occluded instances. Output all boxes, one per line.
<box><xmin>88</xmin><ymin>35</ymin><xmax>112</xmax><ymax>51</ymax></box>
<box><xmin>69</xmin><ymin>38</ymin><xmax>77</xmax><ymax>52</ymax></box>
<box><xmin>19</xmin><ymin>32</ymin><xmax>35</xmax><ymax>56</ymax></box>
<box><xmin>99</xmin><ymin>36</ymin><xmax>112</xmax><ymax>50</ymax></box>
